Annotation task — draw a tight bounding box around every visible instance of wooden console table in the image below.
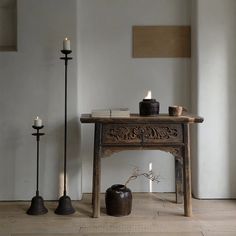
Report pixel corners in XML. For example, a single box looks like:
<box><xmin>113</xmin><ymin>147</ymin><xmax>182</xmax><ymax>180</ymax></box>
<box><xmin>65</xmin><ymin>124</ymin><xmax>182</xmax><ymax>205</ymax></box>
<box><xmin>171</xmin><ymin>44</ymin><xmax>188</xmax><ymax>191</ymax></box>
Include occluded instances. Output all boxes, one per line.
<box><xmin>80</xmin><ymin>114</ymin><xmax>203</xmax><ymax>218</ymax></box>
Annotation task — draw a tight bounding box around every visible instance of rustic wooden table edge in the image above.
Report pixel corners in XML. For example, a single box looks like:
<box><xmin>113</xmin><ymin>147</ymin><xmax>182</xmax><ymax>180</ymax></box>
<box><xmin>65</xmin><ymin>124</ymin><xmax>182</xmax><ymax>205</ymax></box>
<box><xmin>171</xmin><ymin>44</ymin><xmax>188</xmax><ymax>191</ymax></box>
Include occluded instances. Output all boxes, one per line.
<box><xmin>80</xmin><ymin>113</ymin><xmax>204</xmax><ymax>124</ymax></box>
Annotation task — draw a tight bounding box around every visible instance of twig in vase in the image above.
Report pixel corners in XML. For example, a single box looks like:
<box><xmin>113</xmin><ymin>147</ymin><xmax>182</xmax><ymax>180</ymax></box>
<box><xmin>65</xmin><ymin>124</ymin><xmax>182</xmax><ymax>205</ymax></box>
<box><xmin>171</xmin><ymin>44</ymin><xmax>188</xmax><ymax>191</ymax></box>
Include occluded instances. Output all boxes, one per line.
<box><xmin>124</xmin><ymin>167</ymin><xmax>160</xmax><ymax>187</ymax></box>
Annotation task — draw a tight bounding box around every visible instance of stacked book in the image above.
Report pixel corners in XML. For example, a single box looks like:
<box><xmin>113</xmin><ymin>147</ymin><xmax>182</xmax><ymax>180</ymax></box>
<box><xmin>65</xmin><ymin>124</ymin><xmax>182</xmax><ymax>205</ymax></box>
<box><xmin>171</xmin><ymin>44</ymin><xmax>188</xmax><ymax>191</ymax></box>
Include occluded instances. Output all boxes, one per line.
<box><xmin>111</xmin><ymin>108</ymin><xmax>130</xmax><ymax>117</ymax></box>
<box><xmin>91</xmin><ymin>108</ymin><xmax>130</xmax><ymax>118</ymax></box>
<box><xmin>91</xmin><ymin>109</ymin><xmax>110</xmax><ymax>118</ymax></box>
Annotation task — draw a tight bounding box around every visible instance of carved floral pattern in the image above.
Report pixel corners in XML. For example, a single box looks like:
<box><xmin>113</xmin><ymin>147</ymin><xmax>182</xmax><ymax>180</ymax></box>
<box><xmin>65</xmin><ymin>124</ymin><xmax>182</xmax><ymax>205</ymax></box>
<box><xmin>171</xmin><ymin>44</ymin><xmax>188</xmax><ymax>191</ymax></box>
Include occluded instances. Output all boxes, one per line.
<box><xmin>101</xmin><ymin>146</ymin><xmax>183</xmax><ymax>159</ymax></box>
<box><xmin>103</xmin><ymin>125</ymin><xmax>181</xmax><ymax>143</ymax></box>
<box><xmin>157</xmin><ymin>146</ymin><xmax>183</xmax><ymax>159</ymax></box>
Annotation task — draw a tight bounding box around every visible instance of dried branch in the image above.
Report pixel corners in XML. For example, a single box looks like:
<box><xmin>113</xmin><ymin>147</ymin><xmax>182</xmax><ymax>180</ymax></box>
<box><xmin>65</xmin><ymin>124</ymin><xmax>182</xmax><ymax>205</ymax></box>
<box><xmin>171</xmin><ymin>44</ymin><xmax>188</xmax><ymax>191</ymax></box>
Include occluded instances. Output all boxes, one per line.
<box><xmin>124</xmin><ymin>167</ymin><xmax>160</xmax><ymax>187</ymax></box>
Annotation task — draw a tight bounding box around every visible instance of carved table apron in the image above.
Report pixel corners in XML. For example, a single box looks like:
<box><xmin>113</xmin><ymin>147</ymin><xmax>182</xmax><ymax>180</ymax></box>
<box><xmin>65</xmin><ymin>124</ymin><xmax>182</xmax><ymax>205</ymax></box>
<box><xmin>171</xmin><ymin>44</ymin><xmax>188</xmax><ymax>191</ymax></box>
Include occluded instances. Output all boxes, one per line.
<box><xmin>80</xmin><ymin>114</ymin><xmax>204</xmax><ymax>218</ymax></box>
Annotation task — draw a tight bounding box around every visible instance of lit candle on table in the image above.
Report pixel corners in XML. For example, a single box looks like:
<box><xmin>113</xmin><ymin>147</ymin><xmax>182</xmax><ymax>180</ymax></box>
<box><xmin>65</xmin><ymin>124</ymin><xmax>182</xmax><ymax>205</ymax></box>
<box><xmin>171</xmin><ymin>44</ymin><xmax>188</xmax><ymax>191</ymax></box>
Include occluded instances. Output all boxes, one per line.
<box><xmin>34</xmin><ymin>116</ymin><xmax>42</xmax><ymax>127</ymax></box>
<box><xmin>140</xmin><ymin>90</ymin><xmax>159</xmax><ymax>115</ymax></box>
<box><xmin>144</xmin><ymin>90</ymin><xmax>152</xmax><ymax>99</ymax></box>
<box><xmin>63</xmin><ymin>37</ymin><xmax>71</xmax><ymax>50</ymax></box>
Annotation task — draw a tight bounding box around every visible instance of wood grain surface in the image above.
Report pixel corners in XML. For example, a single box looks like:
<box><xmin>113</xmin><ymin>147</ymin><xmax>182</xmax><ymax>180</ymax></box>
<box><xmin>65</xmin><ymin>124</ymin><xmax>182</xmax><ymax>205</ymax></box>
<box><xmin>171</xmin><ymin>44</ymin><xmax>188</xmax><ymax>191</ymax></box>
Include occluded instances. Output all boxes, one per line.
<box><xmin>80</xmin><ymin>114</ymin><xmax>204</xmax><ymax>124</ymax></box>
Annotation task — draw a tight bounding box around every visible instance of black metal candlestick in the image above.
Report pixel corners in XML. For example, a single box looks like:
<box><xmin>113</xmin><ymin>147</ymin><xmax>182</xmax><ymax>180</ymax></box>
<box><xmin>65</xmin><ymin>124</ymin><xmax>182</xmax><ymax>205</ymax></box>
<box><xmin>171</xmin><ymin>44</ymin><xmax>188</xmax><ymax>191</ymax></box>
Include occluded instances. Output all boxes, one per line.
<box><xmin>55</xmin><ymin>49</ymin><xmax>75</xmax><ymax>215</ymax></box>
<box><xmin>27</xmin><ymin>125</ymin><xmax>48</xmax><ymax>215</ymax></box>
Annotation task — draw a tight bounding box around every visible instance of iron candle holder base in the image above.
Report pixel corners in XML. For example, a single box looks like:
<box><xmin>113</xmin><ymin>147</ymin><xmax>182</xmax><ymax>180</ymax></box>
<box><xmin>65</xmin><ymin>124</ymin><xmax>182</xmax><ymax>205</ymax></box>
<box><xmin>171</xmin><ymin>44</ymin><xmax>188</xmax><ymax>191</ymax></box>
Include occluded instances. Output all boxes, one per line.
<box><xmin>27</xmin><ymin>192</ymin><xmax>48</xmax><ymax>215</ymax></box>
<box><xmin>55</xmin><ymin>193</ymin><xmax>75</xmax><ymax>215</ymax></box>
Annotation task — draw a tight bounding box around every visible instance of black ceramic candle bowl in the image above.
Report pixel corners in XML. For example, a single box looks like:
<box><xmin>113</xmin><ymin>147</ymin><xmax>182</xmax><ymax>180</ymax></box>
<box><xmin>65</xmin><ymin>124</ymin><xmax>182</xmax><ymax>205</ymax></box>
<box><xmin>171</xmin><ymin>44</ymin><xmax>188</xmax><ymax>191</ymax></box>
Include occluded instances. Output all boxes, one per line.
<box><xmin>139</xmin><ymin>99</ymin><xmax>159</xmax><ymax>116</ymax></box>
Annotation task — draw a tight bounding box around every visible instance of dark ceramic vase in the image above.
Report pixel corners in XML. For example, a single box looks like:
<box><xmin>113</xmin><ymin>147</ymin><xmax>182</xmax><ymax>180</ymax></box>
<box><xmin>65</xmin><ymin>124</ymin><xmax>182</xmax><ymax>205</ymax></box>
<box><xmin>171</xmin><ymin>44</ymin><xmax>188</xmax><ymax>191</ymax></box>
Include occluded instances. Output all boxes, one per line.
<box><xmin>139</xmin><ymin>99</ymin><xmax>160</xmax><ymax>116</ymax></box>
<box><xmin>105</xmin><ymin>184</ymin><xmax>132</xmax><ymax>217</ymax></box>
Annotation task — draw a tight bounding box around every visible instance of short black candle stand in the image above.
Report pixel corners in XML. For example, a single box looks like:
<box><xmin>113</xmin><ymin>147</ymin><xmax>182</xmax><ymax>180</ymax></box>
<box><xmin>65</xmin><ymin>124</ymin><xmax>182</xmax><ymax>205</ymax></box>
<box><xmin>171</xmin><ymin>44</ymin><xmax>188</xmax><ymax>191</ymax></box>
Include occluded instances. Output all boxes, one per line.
<box><xmin>55</xmin><ymin>49</ymin><xmax>75</xmax><ymax>215</ymax></box>
<box><xmin>27</xmin><ymin>125</ymin><xmax>48</xmax><ymax>215</ymax></box>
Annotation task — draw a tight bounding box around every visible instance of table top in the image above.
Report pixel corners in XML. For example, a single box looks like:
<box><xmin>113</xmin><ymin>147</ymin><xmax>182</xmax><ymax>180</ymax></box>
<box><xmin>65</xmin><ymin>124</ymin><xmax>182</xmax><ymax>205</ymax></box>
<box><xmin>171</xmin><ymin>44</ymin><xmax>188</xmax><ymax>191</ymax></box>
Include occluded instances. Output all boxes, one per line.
<box><xmin>80</xmin><ymin>113</ymin><xmax>204</xmax><ymax>124</ymax></box>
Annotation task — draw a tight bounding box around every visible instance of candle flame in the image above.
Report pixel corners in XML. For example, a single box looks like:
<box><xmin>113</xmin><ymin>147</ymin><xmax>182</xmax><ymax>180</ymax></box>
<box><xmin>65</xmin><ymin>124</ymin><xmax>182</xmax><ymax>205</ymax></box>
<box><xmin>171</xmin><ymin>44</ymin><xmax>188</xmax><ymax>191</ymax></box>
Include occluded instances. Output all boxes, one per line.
<box><xmin>144</xmin><ymin>90</ymin><xmax>152</xmax><ymax>99</ymax></box>
<box><xmin>64</xmin><ymin>37</ymin><xmax>68</xmax><ymax>40</ymax></box>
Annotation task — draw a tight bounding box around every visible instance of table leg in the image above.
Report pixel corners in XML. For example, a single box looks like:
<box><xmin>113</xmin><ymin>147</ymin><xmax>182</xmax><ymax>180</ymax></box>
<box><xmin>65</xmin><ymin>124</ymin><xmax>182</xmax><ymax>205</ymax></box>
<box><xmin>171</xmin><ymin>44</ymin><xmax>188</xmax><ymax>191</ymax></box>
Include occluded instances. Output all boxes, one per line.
<box><xmin>92</xmin><ymin>123</ymin><xmax>102</xmax><ymax>218</ymax></box>
<box><xmin>175</xmin><ymin>156</ymin><xmax>183</xmax><ymax>204</ymax></box>
<box><xmin>92</xmin><ymin>155</ymin><xmax>95</xmax><ymax>207</ymax></box>
<box><xmin>183</xmin><ymin>124</ymin><xmax>192</xmax><ymax>217</ymax></box>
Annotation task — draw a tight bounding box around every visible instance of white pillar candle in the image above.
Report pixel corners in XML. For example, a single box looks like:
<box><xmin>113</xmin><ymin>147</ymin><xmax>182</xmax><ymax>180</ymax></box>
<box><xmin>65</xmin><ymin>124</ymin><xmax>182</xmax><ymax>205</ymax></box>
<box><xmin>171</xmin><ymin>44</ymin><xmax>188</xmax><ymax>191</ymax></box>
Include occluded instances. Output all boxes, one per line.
<box><xmin>63</xmin><ymin>37</ymin><xmax>71</xmax><ymax>50</ymax></box>
<box><xmin>144</xmin><ymin>90</ymin><xmax>152</xmax><ymax>99</ymax></box>
<box><xmin>34</xmin><ymin>116</ymin><xmax>42</xmax><ymax>127</ymax></box>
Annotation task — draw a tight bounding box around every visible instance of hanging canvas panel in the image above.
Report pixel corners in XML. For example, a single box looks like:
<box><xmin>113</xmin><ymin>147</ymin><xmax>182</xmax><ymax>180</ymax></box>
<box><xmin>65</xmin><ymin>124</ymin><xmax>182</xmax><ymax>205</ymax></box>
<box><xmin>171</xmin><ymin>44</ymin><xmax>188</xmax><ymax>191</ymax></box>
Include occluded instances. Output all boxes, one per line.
<box><xmin>132</xmin><ymin>26</ymin><xmax>191</xmax><ymax>58</ymax></box>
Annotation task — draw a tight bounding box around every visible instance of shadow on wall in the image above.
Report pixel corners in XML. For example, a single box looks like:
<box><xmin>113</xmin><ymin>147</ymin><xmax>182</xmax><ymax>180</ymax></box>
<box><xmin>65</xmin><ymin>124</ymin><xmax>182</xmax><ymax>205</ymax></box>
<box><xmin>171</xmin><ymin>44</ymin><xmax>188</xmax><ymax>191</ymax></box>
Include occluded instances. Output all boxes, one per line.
<box><xmin>192</xmin><ymin>0</ymin><xmax>236</xmax><ymax>198</ymax></box>
<box><xmin>226</xmin><ymin>1</ymin><xmax>236</xmax><ymax>197</ymax></box>
<box><xmin>66</xmin><ymin>117</ymin><xmax>81</xmax><ymax>199</ymax></box>
<box><xmin>45</xmin><ymin>117</ymin><xmax>81</xmax><ymax>199</ymax></box>
<box><xmin>190</xmin><ymin>0</ymin><xmax>199</xmax><ymax>198</ymax></box>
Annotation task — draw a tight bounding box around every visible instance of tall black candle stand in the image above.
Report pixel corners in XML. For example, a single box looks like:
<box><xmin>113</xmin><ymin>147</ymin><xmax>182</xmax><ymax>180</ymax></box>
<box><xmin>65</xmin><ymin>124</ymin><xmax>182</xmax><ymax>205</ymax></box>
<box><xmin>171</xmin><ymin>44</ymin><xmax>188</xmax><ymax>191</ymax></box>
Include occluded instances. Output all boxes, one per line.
<box><xmin>27</xmin><ymin>125</ymin><xmax>48</xmax><ymax>215</ymax></box>
<box><xmin>55</xmin><ymin>50</ymin><xmax>75</xmax><ymax>215</ymax></box>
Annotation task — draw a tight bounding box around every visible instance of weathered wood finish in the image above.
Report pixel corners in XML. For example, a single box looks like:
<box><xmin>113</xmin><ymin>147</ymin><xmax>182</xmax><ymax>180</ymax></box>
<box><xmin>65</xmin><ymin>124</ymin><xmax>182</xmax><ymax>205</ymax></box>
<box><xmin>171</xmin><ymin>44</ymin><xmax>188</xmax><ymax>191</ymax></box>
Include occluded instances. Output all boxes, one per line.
<box><xmin>80</xmin><ymin>114</ymin><xmax>204</xmax><ymax>124</ymax></box>
<box><xmin>2</xmin><ymin>195</ymin><xmax>236</xmax><ymax>235</ymax></box>
<box><xmin>102</xmin><ymin>124</ymin><xmax>183</xmax><ymax>144</ymax></box>
<box><xmin>175</xmin><ymin>154</ymin><xmax>183</xmax><ymax>204</ymax></box>
<box><xmin>92</xmin><ymin>123</ymin><xmax>102</xmax><ymax>218</ymax></box>
<box><xmin>183</xmin><ymin>123</ymin><xmax>192</xmax><ymax>216</ymax></box>
<box><xmin>80</xmin><ymin>113</ymin><xmax>203</xmax><ymax>218</ymax></box>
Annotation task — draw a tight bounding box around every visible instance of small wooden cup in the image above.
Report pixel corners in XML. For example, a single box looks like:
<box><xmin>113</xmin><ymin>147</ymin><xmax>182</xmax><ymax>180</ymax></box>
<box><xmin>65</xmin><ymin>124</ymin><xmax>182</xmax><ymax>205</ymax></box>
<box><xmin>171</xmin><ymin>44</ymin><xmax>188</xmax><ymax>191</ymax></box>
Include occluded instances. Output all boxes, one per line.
<box><xmin>169</xmin><ymin>105</ymin><xmax>184</xmax><ymax>116</ymax></box>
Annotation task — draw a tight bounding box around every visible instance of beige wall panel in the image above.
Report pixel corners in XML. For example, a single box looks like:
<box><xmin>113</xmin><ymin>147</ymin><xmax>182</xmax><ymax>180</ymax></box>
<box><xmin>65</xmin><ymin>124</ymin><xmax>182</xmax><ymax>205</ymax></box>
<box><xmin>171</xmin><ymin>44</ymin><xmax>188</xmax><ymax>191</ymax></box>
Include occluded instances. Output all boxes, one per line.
<box><xmin>133</xmin><ymin>26</ymin><xmax>191</xmax><ymax>58</ymax></box>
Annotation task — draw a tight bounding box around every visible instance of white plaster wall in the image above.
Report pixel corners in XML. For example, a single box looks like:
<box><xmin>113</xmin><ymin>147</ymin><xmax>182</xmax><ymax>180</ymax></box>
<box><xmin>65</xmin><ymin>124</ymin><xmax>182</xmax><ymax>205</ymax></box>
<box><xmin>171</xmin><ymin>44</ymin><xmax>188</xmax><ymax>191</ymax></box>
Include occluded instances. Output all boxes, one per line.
<box><xmin>1</xmin><ymin>0</ymin><xmax>235</xmax><ymax>200</ymax></box>
<box><xmin>77</xmin><ymin>0</ymin><xmax>191</xmax><ymax>193</ymax></box>
<box><xmin>191</xmin><ymin>0</ymin><xmax>236</xmax><ymax>198</ymax></box>
<box><xmin>0</xmin><ymin>0</ymin><xmax>81</xmax><ymax>200</ymax></box>
<box><xmin>0</xmin><ymin>0</ymin><xmax>192</xmax><ymax>200</ymax></box>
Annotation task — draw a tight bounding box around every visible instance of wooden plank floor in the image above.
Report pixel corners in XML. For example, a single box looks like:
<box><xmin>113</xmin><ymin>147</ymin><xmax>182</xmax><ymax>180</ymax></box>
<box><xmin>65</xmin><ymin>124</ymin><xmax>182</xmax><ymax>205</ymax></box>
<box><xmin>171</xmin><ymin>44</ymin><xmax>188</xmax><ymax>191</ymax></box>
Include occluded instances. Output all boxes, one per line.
<box><xmin>0</xmin><ymin>193</ymin><xmax>236</xmax><ymax>236</ymax></box>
